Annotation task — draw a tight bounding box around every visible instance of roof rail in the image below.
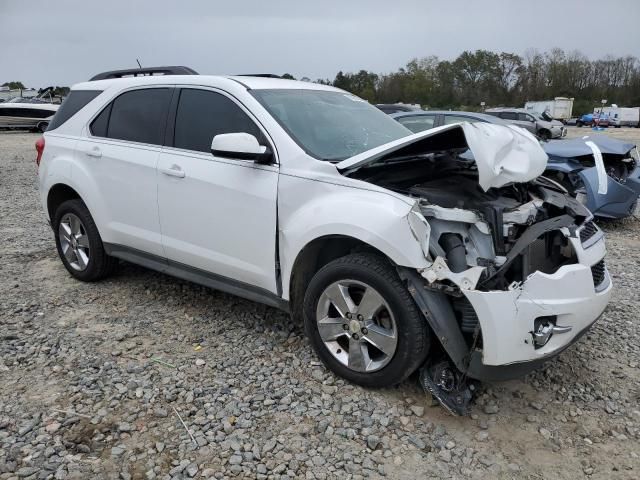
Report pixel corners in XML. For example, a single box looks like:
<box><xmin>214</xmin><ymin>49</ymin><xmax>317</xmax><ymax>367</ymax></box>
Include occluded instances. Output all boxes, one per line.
<box><xmin>236</xmin><ymin>74</ymin><xmax>282</xmax><ymax>78</ymax></box>
<box><xmin>89</xmin><ymin>66</ymin><xmax>198</xmax><ymax>81</ymax></box>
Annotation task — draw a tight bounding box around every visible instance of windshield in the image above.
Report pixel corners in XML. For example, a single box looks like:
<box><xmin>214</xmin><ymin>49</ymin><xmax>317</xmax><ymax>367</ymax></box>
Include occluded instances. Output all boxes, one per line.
<box><xmin>252</xmin><ymin>89</ymin><xmax>411</xmax><ymax>161</ymax></box>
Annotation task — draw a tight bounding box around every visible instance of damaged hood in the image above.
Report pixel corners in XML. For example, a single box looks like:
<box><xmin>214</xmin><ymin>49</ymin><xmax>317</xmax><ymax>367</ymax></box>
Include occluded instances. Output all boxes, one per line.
<box><xmin>543</xmin><ymin>135</ymin><xmax>636</xmax><ymax>158</ymax></box>
<box><xmin>336</xmin><ymin>122</ymin><xmax>548</xmax><ymax>191</ymax></box>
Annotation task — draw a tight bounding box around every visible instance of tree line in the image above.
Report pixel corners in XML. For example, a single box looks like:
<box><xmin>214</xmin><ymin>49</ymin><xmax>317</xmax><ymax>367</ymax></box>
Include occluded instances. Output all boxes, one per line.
<box><xmin>290</xmin><ymin>48</ymin><xmax>640</xmax><ymax>115</ymax></box>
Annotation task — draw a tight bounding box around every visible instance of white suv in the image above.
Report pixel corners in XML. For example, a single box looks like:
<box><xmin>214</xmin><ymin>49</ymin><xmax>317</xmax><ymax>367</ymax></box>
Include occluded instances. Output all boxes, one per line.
<box><xmin>37</xmin><ymin>67</ymin><xmax>611</xmax><ymax>410</ymax></box>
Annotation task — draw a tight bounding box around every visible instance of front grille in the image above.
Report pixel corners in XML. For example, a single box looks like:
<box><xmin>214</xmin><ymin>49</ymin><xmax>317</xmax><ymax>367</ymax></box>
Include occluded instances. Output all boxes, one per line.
<box><xmin>591</xmin><ymin>260</ymin><xmax>606</xmax><ymax>288</ymax></box>
<box><xmin>580</xmin><ymin>221</ymin><xmax>598</xmax><ymax>243</ymax></box>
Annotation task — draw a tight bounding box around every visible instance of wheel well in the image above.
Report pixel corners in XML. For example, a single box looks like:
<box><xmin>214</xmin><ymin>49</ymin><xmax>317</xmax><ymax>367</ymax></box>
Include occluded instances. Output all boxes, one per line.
<box><xmin>288</xmin><ymin>235</ymin><xmax>389</xmax><ymax>321</ymax></box>
<box><xmin>47</xmin><ymin>184</ymin><xmax>81</xmax><ymax>221</ymax></box>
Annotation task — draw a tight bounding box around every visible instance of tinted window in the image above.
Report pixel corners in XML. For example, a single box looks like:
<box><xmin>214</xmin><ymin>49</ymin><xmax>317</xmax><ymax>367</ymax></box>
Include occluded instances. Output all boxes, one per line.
<box><xmin>499</xmin><ymin>112</ymin><xmax>517</xmax><ymax>120</ymax></box>
<box><xmin>106</xmin><ymin>88</ymin><xmax>171</xmax><ymax>145</ymax></box>
<box><xmin>48</xmin><ymin>90</ymin><xmax>102</xmax><ymax>130</ymax></box>
<box><xmin>398</xmin><ymin>115</ymin><xmax>436</xmax><ymax>133</ymax></box>
<box><xmin>90</xmin><ymin>103</ymin><xmax>112</xmax><ymax>137</ymax></box>
<box><xmin>173</xmin><ymin>89</ymin><xmax>263</xmax><ymax>153</ymax></box>
<box><xmin>443</xmin><ymin>115</ymin><xmax>482</xmax><ymax>125</ymax></box>
<box><xmin>518</xmin><ymin>113</ymin><xmax>535</xmax><ymax>122</ymax></box>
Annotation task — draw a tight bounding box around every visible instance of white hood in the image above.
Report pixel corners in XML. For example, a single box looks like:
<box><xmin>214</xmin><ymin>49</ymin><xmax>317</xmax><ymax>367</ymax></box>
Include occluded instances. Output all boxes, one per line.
<box><xmin>336</xmin><ymin>122</ymin><xmax>548</xmax><ymax>191</ymax></box>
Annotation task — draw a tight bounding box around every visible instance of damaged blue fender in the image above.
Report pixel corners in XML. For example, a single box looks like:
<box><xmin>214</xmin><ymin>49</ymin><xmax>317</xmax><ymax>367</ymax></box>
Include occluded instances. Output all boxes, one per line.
<box><xmin>579</xmin><ymin>165</ymin><xmax>640</xmax><ymax>218</ymax></box>
<box><xmin>543</xmin><ymin>135</ymin><xmax>640</xmax><ymax>219</ymax></box>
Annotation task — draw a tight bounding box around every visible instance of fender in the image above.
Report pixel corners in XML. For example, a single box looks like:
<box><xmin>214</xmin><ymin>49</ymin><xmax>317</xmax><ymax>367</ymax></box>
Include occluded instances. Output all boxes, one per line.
<box><xmin>40</xmin><ymin>139</ymin><xmax>108</xmax><ymax>237</ymax></box>
<box><xmin>278</xmin><ymin>172</ymin><xmax>430</xmax><ymax>300</ymax></box>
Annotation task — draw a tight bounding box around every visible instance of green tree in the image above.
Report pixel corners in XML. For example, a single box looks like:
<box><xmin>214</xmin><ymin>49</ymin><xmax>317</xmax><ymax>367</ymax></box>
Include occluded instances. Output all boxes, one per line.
<box><xmin>2</xmin><ymin>81</ymin><xmax>26</xmax><ymax>90</ymax></box>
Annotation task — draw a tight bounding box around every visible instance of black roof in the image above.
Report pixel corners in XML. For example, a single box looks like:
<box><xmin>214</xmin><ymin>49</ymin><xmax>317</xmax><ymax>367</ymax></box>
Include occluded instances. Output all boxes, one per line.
<box><xmin>90</xmin><ymin>66</ymin><xmax>198</xmax><ymax>81</ymax></box>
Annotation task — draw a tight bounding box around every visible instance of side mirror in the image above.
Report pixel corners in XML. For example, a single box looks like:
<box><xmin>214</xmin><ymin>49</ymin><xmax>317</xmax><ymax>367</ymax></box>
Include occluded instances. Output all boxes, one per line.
<box><xmin>211</xmin><ymin>133</ymin><xmax>273</xmax><ymax>164</ymax></box>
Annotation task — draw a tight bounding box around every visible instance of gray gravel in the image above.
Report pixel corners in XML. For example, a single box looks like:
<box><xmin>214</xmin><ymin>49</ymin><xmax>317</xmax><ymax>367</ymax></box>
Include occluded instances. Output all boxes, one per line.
<box><xmin>1</xmin><ymin>130</ymin><xmax>639</xmax><ymax>480</ymax></box>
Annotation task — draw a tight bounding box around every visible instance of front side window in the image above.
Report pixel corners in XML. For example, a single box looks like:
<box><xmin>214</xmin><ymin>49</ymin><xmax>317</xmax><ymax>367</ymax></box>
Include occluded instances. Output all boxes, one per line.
<box><xmin>252</xmin><ymin>89</ymin><xmax>411</xmax><ymax>161</ymax></box>
<box><xmin>173</xmin><ymin>89</ymin><xmax>263</xmax><ymax>153</ymax></box>
<box><xmin>91</xmin><ymin>88</ymin><xmax>171</xmax><ymax>145</ymax></box>
<box><xmin>398</xmin><ymin>115</ymin><xmax>436</xmax><ymax>133</ymax></box>
<box><xmin>500</xmin><ymin>112</ymin><xmax>517</xmax><ymax>120</ymax></box>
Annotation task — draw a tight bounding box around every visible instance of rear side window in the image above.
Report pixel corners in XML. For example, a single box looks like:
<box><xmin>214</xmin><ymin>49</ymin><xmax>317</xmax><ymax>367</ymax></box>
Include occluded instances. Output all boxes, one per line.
<box><xmin>91</xmin><ymin>88</ymin><xmax>171</xmax><ymax>145</ymax></box>
<box><xmin>48</xmin><ymin>90</ymin><xmax>102</xmax><ymax>131</ymax></box>
<box><xmin>173</xmin><ymin>89</ymin><xmax>263</xmax><ymax>153</ymax></box>
<box><xmin>398</xmin><ymin>115</ymin><xmax>436</xmax><ymax>133</ymax></box>
<box><xmin>500</xmin><ymin>112</ymin><xmax>517</xmax><ymax>120</ymax></box>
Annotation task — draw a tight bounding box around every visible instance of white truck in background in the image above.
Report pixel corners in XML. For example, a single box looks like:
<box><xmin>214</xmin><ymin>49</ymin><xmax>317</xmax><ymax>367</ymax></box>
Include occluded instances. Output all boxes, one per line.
<box><xmin>524</xmin><ymin>97</ymin><xmax>574</xmax><ymax>122</ymax></box>
<box><xmin>597</xmin><ymin>106</ymin><xmax>640</xmax><ymax>127</ymax></box>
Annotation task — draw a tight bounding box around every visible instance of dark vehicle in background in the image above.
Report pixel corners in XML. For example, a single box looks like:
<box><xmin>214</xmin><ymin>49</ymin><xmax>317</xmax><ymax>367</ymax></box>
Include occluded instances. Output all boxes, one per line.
<box><xmin>485</xmin><ymin>108</ymin><xmax>566</xmax><ymax>140</ymax></box>
<box><xmin>375</xmin><ymin>103</ymin><xmax>422</xmax><ymax>115</ymax></box>
<box><xmin>543</xmin><ymin>136</ymin><xmax>640</xmax><ymax>218</ymax></box>
<box><xmin>390</xmin><ymin>111</ymin><xmax>640</xmax><ymax>219</ymax></box>
<box><xmin>391</xmin><ymin>110</ymin><xmax>509</xmax><ymax>132</ymax></box>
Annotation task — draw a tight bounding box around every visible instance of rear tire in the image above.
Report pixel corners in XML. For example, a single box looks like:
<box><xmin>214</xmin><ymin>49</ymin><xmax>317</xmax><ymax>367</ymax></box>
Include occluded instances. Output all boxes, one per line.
<box><xmin>53</xmin><ymin>199</ymin><xmax>118</xmax><ymax>281</ymax></box>
<box><xmin>576</xmin><ymin>121</ymin><xmax>584</xmax><ymax>127</ymax></box>
<box><xmin>303</xmin><ymin>253</ymin><xmax>430</xmax><ymax>388</ymax></box>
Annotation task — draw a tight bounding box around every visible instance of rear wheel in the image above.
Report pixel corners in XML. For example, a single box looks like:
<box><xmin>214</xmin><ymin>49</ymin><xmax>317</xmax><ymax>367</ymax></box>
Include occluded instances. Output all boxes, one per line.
<box><xmin>303</xmin><ymin>253</ymin><xmax>430</xmax><ymax>387</ymax></box>
<box><xmin>576</xmin><ymin>120</ymin><xmax>584</xmax><ymax>127</ymax></box>
<box><xmin>53</xmin><ymin>199</ymin><xmax>117</xmax><ymax>281</ymax></box>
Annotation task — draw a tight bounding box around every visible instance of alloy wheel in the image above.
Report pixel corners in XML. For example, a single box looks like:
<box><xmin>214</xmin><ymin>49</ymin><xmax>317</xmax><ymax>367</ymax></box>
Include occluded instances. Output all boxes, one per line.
<box><xmin>315</xmin><ymin>280</ymin><xmax>398</xmax><ymax>373</ymax></box>
<box><xmin>58</xmin><ymin>213</ymin><xmax>90</xmax><ymax>271</ymax></box>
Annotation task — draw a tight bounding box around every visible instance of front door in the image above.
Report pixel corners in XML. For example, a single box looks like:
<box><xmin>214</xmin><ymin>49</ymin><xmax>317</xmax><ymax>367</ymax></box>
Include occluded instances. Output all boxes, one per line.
<box><xmin>157</xmin><ymin>87</ymin><xmax>279</xmax><ymax>293</ymax></box>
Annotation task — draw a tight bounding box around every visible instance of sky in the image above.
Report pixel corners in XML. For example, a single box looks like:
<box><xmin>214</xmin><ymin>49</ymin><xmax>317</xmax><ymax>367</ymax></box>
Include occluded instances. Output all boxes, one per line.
<box><xmin>2</xmin><ymin>0</ymin><xmax>640</xmax><ymax>88</ymax></box>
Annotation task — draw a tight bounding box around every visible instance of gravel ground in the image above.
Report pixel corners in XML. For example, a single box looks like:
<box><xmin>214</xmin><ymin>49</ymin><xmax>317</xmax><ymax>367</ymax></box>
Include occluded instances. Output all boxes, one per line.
<box><xmin>1</xmin><ymin>130</ymin><xmax>639</xmax><ymax>480</ymax></box>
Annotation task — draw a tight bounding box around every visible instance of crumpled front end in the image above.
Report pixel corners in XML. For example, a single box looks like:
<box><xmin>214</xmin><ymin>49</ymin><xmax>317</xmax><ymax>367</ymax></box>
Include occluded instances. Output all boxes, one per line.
<box><xmin>463</xmin><ymin>230</ymin><xmax>611</xmax><ymax>366</ymax></box>
<box><xmin>411</xmin><ymin>178</ymin><xmax>611</xmax><ymax>376</ymax></box>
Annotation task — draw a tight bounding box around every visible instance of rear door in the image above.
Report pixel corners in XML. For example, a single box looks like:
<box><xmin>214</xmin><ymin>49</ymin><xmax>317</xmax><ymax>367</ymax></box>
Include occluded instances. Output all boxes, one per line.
<box><xmin>156</xmin><ymin>87</ymin><xmax>279</xmax><ymax>292</ymax></box>
<box><xmin>516</xmin><ymin>112</ymin><xmax>537</xmax><ymax>134</ymax></box>
<box><xmin>78</xmin><ymin>87</ymin><xmax>172</xmax><ymax>256</ymax></box>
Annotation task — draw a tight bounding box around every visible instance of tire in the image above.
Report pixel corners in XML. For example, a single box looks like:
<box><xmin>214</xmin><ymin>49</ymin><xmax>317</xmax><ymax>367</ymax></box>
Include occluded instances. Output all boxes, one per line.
<box><xmin>53</xmin><ymin>199</ymin><xmax>118</xmax><ymax>281</ymax></box>
<box><xmin>576</xmin><ymin>121</ymin><xmax>583</xmax><ymax>127</ymax></box>
<box><xmin>538</xmin><ymin>129</ymin><xmax>551</xmax><ymax>141</ymax></box>
<box><xmin>37</xmin><ymin>122</ymin><xmax>48</xmax><ymax>133</ymax></box>
<box><xmin>303</xmin><ymin>253</ymin><xmax>430</xmax><ymax>387</ymax></box>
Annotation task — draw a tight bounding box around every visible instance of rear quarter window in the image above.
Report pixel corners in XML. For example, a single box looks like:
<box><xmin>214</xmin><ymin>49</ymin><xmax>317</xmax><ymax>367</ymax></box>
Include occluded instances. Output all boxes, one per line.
<box><xmin>47</xmin><ymin>90</ymin><xmax>102</xmax><ymax>131</ymax></box>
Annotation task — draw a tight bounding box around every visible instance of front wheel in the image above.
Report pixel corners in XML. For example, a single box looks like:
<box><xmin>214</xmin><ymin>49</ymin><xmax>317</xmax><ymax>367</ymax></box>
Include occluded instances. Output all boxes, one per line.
<box><xmin>538</xmin><ymin>129</ymin><xmax>551</xmax><ymax>141</ymax></box>
<box><xmin>303</xmin><ymin>253</ymin><xmax>430</xmax><ymax>387</ymax></box>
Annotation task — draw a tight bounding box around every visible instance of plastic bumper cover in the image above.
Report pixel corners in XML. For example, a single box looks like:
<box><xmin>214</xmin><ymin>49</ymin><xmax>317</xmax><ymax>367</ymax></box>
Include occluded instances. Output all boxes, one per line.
<box><xmin>463</xmin><ymin>236</ymin><xmax>611</xmax><ymax>367</ymax></box>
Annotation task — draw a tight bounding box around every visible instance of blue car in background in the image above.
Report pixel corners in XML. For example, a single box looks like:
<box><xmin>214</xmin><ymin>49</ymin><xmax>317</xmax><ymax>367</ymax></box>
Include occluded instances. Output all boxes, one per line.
<box><xmin>577</xmin><ymin>112</ymin><xmax>610</xmax><ymax>128</ymax></box>
<box><xmin>390</xmin><ymin>110</ymin><xmax>640</xmax><ymax>219</ymax></box>
<box><xmin>543</xmin><ymin>136</ymin><xmax>640</xmax><ymax>218</ymax></box>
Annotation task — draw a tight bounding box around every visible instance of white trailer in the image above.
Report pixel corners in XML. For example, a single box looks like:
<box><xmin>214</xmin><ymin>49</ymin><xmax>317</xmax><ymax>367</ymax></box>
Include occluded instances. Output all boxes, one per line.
<box><xmin>598</xmin><ymin>106</ymin><xmax>639</xmax><ymax>127</ymax></box>
<box><xmin>524</xmin><ymin>97</ymin><xmax>574</xmax><ymax>121</ymax></box>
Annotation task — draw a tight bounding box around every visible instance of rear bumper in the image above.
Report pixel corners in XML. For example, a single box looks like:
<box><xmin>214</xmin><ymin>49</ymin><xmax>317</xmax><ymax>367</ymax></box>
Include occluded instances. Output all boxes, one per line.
<box><xmin>463</xmin><ymin>234</ymin><xmax>611</xmax><ymax>367</ymax></box>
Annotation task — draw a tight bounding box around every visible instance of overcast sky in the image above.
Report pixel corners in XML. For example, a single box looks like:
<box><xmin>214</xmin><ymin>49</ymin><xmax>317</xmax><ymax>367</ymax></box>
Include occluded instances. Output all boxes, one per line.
<box><xmin>2</xmin><ymin>0</ymin><xmax>639</xmax><ymax>88</ymax></box>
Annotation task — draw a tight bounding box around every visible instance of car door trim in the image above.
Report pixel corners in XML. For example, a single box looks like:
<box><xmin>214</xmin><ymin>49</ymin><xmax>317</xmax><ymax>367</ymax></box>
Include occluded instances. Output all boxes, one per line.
<box><xmin>104</xmin><ymin>243</ymin><xmax>289</xmax><ymax>312</ymax></box>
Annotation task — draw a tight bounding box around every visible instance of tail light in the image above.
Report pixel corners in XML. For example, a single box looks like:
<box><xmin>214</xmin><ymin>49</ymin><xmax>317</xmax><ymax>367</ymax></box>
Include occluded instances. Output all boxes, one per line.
<box><xmin>35</xmin><ymin>137</ymin><xmax>45</xmax><ymax>168</ymax></box>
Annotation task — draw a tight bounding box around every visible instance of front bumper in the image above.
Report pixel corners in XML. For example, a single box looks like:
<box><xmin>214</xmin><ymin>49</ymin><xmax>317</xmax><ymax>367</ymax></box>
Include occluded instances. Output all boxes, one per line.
<box><xmin>580</xmin><ymin>165</ymin><xmax>640</xmax><ymax>218</ymax></box>
<box><xmin>463</xmin><ymin>234</ymin><xmax>611</xmax><ymax>367</ymax></box>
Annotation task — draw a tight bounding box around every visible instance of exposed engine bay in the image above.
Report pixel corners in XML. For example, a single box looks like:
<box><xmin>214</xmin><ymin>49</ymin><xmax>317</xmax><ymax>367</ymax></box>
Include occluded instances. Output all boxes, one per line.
<box><xmin>349</xmin><ymin>149</ymin><xmax>591</xmax><ymax>291</ymax></box>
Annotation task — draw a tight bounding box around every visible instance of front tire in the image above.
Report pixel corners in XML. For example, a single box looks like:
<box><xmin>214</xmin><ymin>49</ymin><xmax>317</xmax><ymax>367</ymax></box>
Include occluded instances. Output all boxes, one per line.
<box><xmin>303</xmin><ymin>253</ymin><xmax>430</xmax><ymax>387</ymax></box>
<box><xmin>53</xmin><ymin>199</ymin><xmax>118</xmax><ymax>281</ymax></box>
